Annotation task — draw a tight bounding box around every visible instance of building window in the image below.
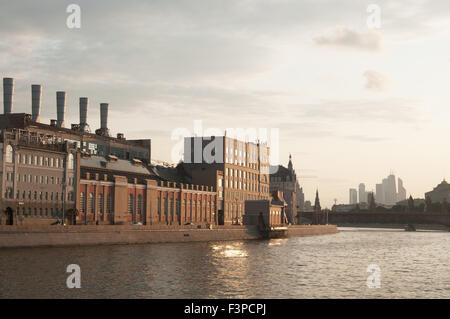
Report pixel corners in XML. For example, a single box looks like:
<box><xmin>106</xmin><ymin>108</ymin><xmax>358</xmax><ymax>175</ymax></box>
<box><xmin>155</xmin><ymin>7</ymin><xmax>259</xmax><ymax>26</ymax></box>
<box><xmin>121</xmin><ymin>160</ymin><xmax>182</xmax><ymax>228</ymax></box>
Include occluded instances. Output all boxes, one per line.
<box><xmin>107</xmin><ymin>194</ymin><xmax>112</xmax><ymax>214</ymax></box>
<box><xmin>164</xmin><ymin>197</ymin><xmax>168</xmax><ymax>217</ymax></box>
<box><xmin>128</xmin><ymin>194</ymin><xmax>134</xmax><ymax>214</ymax></box>
<box><xmin>187</xmin><ymin>200</ymin><xmax>191</xmax><ymax>220</ymax></box>
<box><xmin>80</xmin><ymin>192</ymin><xmax>85</xmax><ymax>213</ymax></box>
<box><xmin>157</xmin><ymin>198</ymin><xmax>161</xmax><ymax>217</ymax></box>
<box><xmin>89</xmin><ymin>193</ymin><xmax>94</xmax><ymax>213</ymax></box>
<box><xmin>137</xmin><ymin>194</ymin><xmax>143</xmax><ymax>215</ymax></box>
<box><xmin>68</xmin><ymin>153</ymin><xmax>74</xmax><ymax>170</ymax></box>
<box><xmin>99</xmin><ymin>194</ymin><xmax>104</xmax><ymax>213</ymax></box>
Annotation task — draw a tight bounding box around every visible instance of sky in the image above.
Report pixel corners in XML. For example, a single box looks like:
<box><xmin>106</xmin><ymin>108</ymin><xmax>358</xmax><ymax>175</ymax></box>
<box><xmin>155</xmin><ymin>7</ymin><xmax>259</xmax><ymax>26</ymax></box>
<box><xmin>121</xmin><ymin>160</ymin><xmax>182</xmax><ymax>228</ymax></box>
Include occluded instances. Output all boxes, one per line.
<box><xmin>1</xmin><ymin>0</ymin><xmax>449</xmax><ymax>208</ymax></box>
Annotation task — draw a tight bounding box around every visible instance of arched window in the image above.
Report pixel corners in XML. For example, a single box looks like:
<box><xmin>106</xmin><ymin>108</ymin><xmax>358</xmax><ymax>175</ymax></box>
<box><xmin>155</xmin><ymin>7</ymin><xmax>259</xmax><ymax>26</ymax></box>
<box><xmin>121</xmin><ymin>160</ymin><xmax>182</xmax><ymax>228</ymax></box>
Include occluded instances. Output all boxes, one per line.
<box><xmin>5</xmin><ymin>145</ymin><xmax>13</xmax><ymax>163</ymax></box>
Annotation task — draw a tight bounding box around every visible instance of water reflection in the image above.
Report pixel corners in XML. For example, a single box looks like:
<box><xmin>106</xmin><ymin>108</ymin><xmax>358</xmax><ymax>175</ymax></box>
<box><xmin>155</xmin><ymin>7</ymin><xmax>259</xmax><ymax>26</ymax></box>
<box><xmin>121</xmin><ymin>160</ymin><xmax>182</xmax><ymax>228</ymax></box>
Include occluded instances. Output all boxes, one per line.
<box><xmin>211</xmin><ymin>243</ymin><xmax>248</xmax><ymax>258</ymax></box>
<box><xmin>1</xmin><ymin>229</ymin><xmax>450</xmax><ymax>298</ymax></box>
<box><xmin>267</xmin><ymin>239</ymin><xmax>288</xmax><ymax>246</ymax></box>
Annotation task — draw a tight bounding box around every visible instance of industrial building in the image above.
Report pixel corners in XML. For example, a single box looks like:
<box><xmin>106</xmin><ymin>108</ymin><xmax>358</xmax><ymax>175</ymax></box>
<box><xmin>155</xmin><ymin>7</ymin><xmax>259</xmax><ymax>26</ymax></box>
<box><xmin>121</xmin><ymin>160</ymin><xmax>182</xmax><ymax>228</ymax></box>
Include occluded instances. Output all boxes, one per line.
<box><xmin>182</xmin><ymin>136</ymin><xmax>271</xmax><ymax>225</ymax></box>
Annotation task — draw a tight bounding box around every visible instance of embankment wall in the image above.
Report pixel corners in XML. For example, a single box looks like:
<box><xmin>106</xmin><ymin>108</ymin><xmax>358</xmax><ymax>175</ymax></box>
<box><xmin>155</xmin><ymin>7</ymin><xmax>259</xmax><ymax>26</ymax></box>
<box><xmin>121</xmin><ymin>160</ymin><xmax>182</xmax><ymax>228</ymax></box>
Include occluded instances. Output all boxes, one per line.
<box><xmin>0</xmin><ymin>225</ymin><xmax>338</xmax><ymax>248</ymax></box>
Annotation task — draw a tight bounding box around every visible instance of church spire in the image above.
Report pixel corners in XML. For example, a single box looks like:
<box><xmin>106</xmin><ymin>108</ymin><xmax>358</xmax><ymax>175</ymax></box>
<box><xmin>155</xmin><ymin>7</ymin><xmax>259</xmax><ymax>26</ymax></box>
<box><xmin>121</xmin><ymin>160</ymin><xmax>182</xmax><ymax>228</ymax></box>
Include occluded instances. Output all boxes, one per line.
<box><xmin>288</xmin><ymin>154</ymin><xmax>293</xmax><ymax>172</ymax></box>
<box><xmin>314</xmin><ymin>189</ymin><xmax>321</xmax><ymax>212</ymax></box>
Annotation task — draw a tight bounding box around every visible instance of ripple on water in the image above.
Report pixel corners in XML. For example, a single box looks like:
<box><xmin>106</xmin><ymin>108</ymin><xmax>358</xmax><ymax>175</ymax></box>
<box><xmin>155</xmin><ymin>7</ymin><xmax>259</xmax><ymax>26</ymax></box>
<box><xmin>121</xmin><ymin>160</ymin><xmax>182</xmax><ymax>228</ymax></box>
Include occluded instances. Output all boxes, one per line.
<box><xmin>0</xmin><ymin>229</ymin><xmax>450</xmax><ymax>298</ymax></box>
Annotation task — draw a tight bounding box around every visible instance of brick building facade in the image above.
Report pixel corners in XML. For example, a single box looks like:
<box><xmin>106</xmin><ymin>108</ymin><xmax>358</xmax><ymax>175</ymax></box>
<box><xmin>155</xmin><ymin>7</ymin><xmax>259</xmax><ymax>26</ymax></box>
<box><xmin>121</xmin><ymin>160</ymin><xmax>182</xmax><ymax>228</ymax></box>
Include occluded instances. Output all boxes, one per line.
<box><xmin>78</xmin><ymin>155</ymin><xmax>217</xmax><ymax>226</ymax></box>
<box><xmin>183</xmin><ymin>136</ymin><xmax>271</xmax><ymax>225</ymax></box>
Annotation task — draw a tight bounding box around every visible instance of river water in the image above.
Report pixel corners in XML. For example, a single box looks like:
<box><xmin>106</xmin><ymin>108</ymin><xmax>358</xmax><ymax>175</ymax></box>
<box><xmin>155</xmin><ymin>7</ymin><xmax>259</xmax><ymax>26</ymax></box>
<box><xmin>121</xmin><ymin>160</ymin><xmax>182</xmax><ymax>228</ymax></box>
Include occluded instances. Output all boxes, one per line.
<box><xmin>1</xmin><ymin>227</ymin><xmax>450</xmax><ymax>298</ymax></box>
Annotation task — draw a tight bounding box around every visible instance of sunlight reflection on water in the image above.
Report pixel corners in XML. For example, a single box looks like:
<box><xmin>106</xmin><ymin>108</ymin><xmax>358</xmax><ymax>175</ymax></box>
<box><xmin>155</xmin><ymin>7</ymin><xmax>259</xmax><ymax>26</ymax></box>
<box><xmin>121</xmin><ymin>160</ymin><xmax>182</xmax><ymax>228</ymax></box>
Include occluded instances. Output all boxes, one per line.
<box><xmin>1</xmin><ymin>228</ymin><xmax>450</xmax><ymax>298</ymax></box>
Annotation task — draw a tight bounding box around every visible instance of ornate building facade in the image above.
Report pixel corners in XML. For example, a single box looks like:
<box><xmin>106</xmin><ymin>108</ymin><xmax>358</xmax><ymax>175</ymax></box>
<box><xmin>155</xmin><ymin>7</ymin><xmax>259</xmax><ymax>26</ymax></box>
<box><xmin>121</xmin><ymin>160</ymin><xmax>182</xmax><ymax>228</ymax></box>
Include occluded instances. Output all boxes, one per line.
<box><xmin>269</xmin><ymin>155</ymin><xmax>303</xmax><ymax>224</ymax></box>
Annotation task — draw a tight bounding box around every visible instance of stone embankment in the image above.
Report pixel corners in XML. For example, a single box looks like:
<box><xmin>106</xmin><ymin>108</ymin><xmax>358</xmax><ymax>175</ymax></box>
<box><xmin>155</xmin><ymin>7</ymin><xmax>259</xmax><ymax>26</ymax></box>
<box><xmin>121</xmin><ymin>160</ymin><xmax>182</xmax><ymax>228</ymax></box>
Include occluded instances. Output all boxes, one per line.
<box><xmin>0</xmin><ymin>224</ymin><xmax>338</xmax><ymax>248</ymax></box>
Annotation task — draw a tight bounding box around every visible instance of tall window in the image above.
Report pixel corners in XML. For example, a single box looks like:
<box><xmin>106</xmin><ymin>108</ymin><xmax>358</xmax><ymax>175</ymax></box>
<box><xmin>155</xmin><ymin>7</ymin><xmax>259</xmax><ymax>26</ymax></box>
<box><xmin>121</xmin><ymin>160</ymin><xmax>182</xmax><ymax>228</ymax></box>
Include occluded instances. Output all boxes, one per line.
<box><xmin>157</xmin><ymin>198</ymin><xmax>161</xmax><ymax>217</ymax></box>
<box><xmin>80</xmin><ymin>192</ymin><xmax>85</xmax><ymax>213</ymax></box>
<box><xmin>175</xmin><ymin>199</ymin><xmax>180</xmax><ymax>217</ymax></box>
<box><xmin>193</xmin><ymin>201</ymin><xmax>197</xmax><ymax>221</ymax></box>
<box><xmin>107</xmin><ymin>194</ymin><xmax>112</xmax><ymax>214</ymax></box>
<box><xmin>164</xmin><ymin>197</ymin><xmax>168</xmax><ymax>218</ymax></box>
<box><xmin>137</xmin><ymin>195</ymin><xmax>143</xmax><ymax>215</ymax></box>
<box><xmin>128</xmin><ymin>194</ymin><xmax>134</xmax><ymax>214</ymax></box>
<box><xmin>5</xmin><ymin>145</ymin><xmax>13</xmax><ymax>163</ymax></box>
<box><xmin>68</xmin><ymin>154</ymin><xmax>74</xmax><ymax>169</ymax></box>
<box><xmin>187</xmin><ymin>200</ymin><xmax>191</xmax><ymax>220</ymax></box>
<box><xmin>99</xmin><ymin>194</ymin><xmax>104</xmax><ymax>213</ymax></box>
<box><xmin>89</xmin><ymin>193</ymin><xmax>94</xmax><ymax>213</ymax></box>
<box><xmin>168</xmin><ymin>198</ymin><xmax>172</xmax><ymax>219</ymax></box>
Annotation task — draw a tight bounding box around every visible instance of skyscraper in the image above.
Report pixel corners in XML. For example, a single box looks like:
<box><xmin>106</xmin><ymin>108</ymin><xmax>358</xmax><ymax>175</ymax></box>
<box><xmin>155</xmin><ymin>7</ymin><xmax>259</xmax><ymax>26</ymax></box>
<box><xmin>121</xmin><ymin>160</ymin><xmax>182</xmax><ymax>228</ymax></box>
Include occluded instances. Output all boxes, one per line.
<box><xmin>359</xmin><ymin>183</ymin><xmax>367</xmax><ymax>203</ymax></box>
<box><xmin>397</xmin><ymin>178</ymin><xmax>406</xmax><ymax>202</ymax></box>
<box><xmin>352</xmin><ymin>174</ymin><xmax>407</xmax><ymax>206</ymax></box>
<box><xmin>375</xmin><ymin>183</ymin><xmax>384</xmax><ymax>203</ymax></box>
<box><xmin>385</xmin><ymin>174</ymin><xmax>397</xmax><ymax>205</ymax></box>
<box><xmin>349</xmin><ymin>188</ymin><xmax>357</xmax><ymax>204</ymax></box>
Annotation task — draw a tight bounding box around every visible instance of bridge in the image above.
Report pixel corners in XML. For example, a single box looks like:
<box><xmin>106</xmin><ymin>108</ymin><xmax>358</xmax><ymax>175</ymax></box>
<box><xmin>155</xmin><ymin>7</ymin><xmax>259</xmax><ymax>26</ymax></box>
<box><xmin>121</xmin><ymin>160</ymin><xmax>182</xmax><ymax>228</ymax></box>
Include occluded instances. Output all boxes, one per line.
<box><xmin>300</xmin><ymin>211</ymin><xmax>450</xmax><ymax>228</ymax></box>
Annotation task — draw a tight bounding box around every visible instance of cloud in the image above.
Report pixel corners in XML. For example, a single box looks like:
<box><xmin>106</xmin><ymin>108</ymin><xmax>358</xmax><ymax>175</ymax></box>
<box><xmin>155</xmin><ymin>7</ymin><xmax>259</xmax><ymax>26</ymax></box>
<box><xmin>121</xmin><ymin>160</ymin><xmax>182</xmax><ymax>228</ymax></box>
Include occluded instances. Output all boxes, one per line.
<box><xmin>313</xmin><ymin>27</ymin><xmax>384</xmax><ymax>51</ymax></box>
<box><xmin>344</xmin><ymin>135</ymin><xmax>390</xmax><ymax>143</ymax></box>
<box><xmin>297</xmin><ymin>99</ymin><xmax>419</xmax><ymax>124</ymax></box>
<box><xmin>363</xmin><ymin>70</ymin><xmax>392</xmax><ymax>92</ymax></box>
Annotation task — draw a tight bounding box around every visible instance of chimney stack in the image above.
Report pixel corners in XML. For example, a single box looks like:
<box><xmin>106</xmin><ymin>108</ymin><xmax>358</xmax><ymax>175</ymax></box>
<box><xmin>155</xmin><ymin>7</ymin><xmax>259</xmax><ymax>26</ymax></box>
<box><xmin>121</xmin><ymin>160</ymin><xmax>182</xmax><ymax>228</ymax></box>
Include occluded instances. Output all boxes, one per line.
<box><xmin>79</xmin><ymin>97</ymin><xmax>88</xmax><ymax>131</ymax></box>
<box><xmin>56</xmin><ymin>91</ymin><xmax>66</xmax><ymax>128</ymax></box>
<box><xmin>3</xmin><ymin>77</ymin><xmax>14</xmax><ymax>114</ymax></box>
<box><xmin>100</xmin><ymin>103</ymin><xmax>109</xmax><ymax>130</ymax></box>
<box><xmin>31</xmin><ymin>84</ymin><xmax>42</xmax><ymax>122</ymax></box>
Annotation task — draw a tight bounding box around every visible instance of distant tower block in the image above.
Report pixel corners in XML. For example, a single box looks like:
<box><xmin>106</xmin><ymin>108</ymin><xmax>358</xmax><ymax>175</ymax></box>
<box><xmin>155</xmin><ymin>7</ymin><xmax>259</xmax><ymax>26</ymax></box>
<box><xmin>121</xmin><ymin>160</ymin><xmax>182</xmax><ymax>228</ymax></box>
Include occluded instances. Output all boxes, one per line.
<box><xmin>31</xmin><ymin>84</ymin><xmax>42</xmax><ymax>122</ymax></box>
<box><xmin>3</xmin><ymin>77</ymin><xmax>14</xmax><ymax>114</ymax></box>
